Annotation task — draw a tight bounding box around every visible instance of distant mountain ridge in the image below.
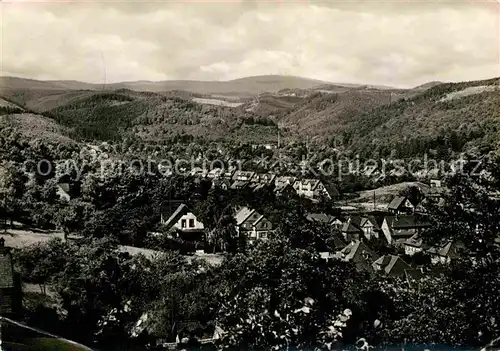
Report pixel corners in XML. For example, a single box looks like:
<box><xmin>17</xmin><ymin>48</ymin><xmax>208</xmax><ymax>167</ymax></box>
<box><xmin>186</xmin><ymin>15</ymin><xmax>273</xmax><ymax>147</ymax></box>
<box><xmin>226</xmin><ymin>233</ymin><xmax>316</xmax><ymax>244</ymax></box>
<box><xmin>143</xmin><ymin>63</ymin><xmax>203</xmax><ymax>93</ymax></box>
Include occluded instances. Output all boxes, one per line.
<box><xmin>2</xmin><ymin>74</ymin><xmax>500</xmax><ymax>159</ymax></box>
<box><xmin>0</xmin><ymin>75</ymin><xmax>396</xmax><ymax>97</ymax></box>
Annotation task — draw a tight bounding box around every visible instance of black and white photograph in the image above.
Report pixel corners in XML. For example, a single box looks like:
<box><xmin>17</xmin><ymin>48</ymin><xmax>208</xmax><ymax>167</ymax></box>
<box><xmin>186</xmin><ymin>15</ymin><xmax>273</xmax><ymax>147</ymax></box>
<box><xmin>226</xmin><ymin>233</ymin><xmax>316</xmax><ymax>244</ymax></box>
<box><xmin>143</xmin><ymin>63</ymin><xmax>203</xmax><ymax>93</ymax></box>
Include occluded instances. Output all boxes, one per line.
<box><xmin>0</xmin><ymin>0</ymin><xmax>499</xmax><ymax>349</ymax></box>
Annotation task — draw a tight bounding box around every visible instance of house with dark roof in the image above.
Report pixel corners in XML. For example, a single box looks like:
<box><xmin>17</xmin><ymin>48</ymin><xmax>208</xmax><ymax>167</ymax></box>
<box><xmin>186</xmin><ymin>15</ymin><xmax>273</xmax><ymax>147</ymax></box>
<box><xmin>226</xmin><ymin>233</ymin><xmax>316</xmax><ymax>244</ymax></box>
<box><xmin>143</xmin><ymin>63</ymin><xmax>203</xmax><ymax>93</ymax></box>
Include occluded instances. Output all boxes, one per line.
<box><xmin>427</xmin><ymin>241</ymin><xmax>463</xmax><ymax>265</ymax></box>
<box><xmin>359</xmin><ymin>216</ymin><xmax>382</xmax><ymax>240</ymax></box>
<box><xmin>403</xmin><ymin>234</ymin><xmax>426</xmax><ymax>256</ymax></box>
<box><xmin>251</xmin><ymin>173</ymin><xmax>276</xmax><ymax>185</ymax></box>
<box><xmin>306</xmin><ymin>213</ymin><xmax>336</xmax><ymax>225</ymax></box>
<box><xmin>387</xmin><ymin>196</ymin><xmax>414</xmax><ymax>214</ymax></box>
<box><xmin>372</xmin><ymin>254</ymin><xmax>420</xmax><ymax>277</ymax></box>
<box><xmin>231</xmin><ymin>171</ymin><xmax>255</xmax><ymax>183</ymax></box>
<box><xmin>293</xmin><ymin>179</ymin><xmax>340</xmax><ymax>201</ymax></box>
<box><xmin>234</xmin><ymin>207</ymin><xmax>273</xmax><ymax>244</ymax></box>
<box><xmin>0</xmin><ymin>243</ymin><xmax>21</xmax><ymax>316</ymax></box>
<box><xmin>381</xmin><ymin>215</ymin><xmax>431</xmax><ymax>245</ymax></box>
<box><xmin>160</xmin><ymin>204</ymin><xmax>205</xmax><ymax>241</ymax></box>
<box><xmin>211</xmin><ymin>178</ymin><xmax>231</xmax><ymax>191</ymax></box>
<box><xmin>274</xmin><ymin>182</ymin><xmax>295</xmax><ymax>197</ymax></box>
<box><xmin>275</xmin><ymin>176</ymin><xmax>296</xmax><ymax>187</ymax></box>
<box><xmin>335</xmin><ymin>240</ymin><xmax>378</xmax><ymax>271</ymax></box>
<box><xmin>341</xmin><ymin>216</ymin><xmax>363</xmax><ymax>242</ymax></box>
<box><xmin>207</xmin><ymin>168</ymin><xmax>224</xmax><ymax>180</ymax></box>
<box><xmin>247</xmin><ymin>182</ymin><xmax>267</xmax><ymax>193</ymax></box>
<box><xmin>230</xmin><ymin>180</ymin><xmax>250</xmax><ymax>190</ymax></box>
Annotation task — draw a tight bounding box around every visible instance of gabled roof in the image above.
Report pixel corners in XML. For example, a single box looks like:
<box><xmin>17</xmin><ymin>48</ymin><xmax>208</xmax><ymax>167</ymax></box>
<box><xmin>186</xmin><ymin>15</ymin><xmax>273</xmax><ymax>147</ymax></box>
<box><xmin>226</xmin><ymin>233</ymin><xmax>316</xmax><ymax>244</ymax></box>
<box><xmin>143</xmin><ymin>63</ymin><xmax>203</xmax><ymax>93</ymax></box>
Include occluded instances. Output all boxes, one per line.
<box><xmin>232</xmin><ymin>171</ymin><xmax>255</xmax><ymax>182</ymax></box>
<box><xmin>294</xmin><ymin>178</ymin><xmax>320</xmax><ymax>189</ymax></box>
<box><xmin>234</xmin><ymin>207</ymin><xmax>255</xmax><ymax>226</ymax></box>
<box><xmin>275</xmin><ymin>176</ymin><xmax>296</xmax><ymax>186</ymax></box>
<box><xmin>274</xmin><ymin>182</ymin><xmax>293</xmax><ymax>193</ymax></box>
<box><xmin>372</xmin><ymin>254</ymin><xmax>413</xmax><ymax>276</ymax></box>
<box><xmin>230</xmin><ymin>180</ymin><xmax>249</xmax><ymax>189</ymax></box>
<box><xmin>336</xmin><ymin>240</ymin><xmax>378</xmax><ymax>266</ymax></box>
<box><xmin>0</xmin><ymin>250</ymin><xmax>14</xmax><ymax>289</ymax></box>
<box><xmin>360</xmin><ymin>216</ymin><xmax>381</xmax><ymax>231</ymax></box>
<box><xmin>252</xmin><ymin>173</ymin><xmax>276</xmax><ymax>184</ymax></box>
<box><xmin>248</xmin><ymin>182</ymin><xmax>266</xmax><ymax>192</ymax></box>
<box><xmin>388</xmin><ymin>196</ymin><xmax>409</xmax><ymax>210</ymax></box>
<box><xmin>341</xmin><ymin>221</ymin><xmax>363</xmax><ymax>234</ymax></box>
<box><xmin>403</xmin><ymin>233</ymin><xmax>424</xmax><ymax>248</ymax></box>
<box><xmin>306</xmin><ymin>213</ymin><xmax>335</xmax><ymax>224</ymax></box>
<box><xmin>332</xmin><ymin>236</ymin><xmax>346</xmax><ymax>249</ymax></box>
<box><xmin>162</xmin><ymin>204</ymin><xmax>193</xmax><ymax>228</ymax></box>
<box><xmin>212</xmin><ymin>178</ymin><xmax>231</xmax><ymax>188</ymax></box>
<box><xmin>427</xmin><ymin>241</ymin><xmax>462</xmax><ymax>258</ymax></box>
<box><xmin>323</xmin><ymin>182</ymin><xmax>340</xmax><ymax>197</ymax></box>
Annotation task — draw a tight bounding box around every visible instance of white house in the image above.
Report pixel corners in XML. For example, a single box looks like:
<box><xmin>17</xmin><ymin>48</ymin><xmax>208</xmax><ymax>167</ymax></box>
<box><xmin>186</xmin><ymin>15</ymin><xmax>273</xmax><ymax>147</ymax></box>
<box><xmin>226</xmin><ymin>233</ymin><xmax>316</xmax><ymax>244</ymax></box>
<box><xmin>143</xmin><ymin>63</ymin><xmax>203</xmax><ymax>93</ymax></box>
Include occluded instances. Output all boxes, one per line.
<box><xmin>161</xmin><ymin>204</ymin><xmax>205</xmax><ymax>240</ymax></box>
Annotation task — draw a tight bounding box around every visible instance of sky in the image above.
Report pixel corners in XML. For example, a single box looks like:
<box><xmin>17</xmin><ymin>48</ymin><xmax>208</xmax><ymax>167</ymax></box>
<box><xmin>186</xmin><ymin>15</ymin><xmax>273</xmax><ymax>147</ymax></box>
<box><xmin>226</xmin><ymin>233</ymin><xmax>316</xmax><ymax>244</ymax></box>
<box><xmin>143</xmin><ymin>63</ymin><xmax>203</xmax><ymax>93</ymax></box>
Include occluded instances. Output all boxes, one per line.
<box><xmin>0</xmin><ymin>0</ymin><xmax>499</xmax><ymax>88</ymax></box>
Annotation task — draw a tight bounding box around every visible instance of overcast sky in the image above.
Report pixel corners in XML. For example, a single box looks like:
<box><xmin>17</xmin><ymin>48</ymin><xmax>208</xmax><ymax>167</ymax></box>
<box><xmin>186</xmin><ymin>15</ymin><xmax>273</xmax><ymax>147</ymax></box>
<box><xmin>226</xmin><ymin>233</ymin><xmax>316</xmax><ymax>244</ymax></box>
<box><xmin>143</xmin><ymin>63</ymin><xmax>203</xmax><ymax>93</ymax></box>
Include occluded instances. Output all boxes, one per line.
<box><xmin>1</xmin><ymin>0</ymin><xmax>499</xmax><ymax>87</ymax></box>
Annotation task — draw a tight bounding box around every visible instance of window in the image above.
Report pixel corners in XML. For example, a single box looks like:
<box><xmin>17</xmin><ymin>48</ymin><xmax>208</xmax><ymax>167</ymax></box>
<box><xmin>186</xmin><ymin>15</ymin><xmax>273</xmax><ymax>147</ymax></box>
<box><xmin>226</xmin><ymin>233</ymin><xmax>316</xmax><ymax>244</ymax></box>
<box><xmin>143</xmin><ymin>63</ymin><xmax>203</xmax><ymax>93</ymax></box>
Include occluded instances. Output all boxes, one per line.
<box><xmin>189</xmin><ymin>219</ymin><xmax>195</xmax><ymax>228</ymax></box>
<box><xmin>181</xmin><ymin>219</ymin><xmax>187</xmax><ymax>228</ymax></box>
<box><xmin>262</xmin><ymin>222</ymin><xmax>268</xmax><ymax>228</ymax></box>
<box><xmin>259</xmin><ymin>232</ymin><xmax>267</xmax><ymax>239</ymax></box>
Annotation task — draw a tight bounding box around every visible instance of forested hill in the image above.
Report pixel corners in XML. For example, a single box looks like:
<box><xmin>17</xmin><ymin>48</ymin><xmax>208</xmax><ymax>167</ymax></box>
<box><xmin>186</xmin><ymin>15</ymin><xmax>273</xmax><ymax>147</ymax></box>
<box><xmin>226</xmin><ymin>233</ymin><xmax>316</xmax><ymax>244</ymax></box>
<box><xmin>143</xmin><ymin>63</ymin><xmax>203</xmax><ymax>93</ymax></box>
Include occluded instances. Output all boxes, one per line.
<box><xmin>0</xmin><ymin>75</ymin><xmax>499</xmax><ymax>159</ymax></box>
<box><xmin>340</xmin><ymin>77</ymin><xmax>500</xmax><ymax>158</ymax></box>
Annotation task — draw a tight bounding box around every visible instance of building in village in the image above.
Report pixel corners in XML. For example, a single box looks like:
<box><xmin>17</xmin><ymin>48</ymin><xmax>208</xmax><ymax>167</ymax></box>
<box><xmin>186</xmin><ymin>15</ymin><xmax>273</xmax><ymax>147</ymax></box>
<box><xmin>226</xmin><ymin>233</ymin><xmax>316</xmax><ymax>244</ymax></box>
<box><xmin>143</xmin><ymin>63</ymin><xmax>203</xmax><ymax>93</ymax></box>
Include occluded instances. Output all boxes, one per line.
<box><xmin>160</xmin><ymin>204</ymin><xmax>206</xmax><ymax>241</ymax></box>
<box><xmin>340</xmin><ymin>216</ymin><xmax>363</xmax><ymax>242</ymax></box>
<box><xmin>335</xmin><ymin>240</ymin><xmax>378</xmax><ymax>271</ymax></box>
<box><xmin>381</xmin><ymin>215</ymin><xmax>431</xmax><ymax>245</ymax></box>
<box><xmin>372</xmin><ymin>254</ymin><xmax>420</xmax><ymax>277</ymax></box>
<box><xmin>387</xmin><ymin>196</ymin><xmax>415</xmax><ymax>214</ymax></box>
<box><xmin>234</xmin><ymin>207</ymin><xmax>273</xmax><ymax>244</ymax></box>
<box><xmin>293</xmin><ymin>179</ymin><xmax>340</xmax><ymax>201</ymax></box>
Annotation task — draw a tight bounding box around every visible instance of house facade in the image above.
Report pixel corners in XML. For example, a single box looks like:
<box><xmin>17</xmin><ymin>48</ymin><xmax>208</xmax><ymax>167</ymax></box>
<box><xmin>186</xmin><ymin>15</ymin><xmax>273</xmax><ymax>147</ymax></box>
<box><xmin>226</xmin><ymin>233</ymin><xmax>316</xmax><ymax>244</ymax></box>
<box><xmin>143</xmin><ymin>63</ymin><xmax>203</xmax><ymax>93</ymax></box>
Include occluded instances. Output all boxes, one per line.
<box><xmin>161</xmin><ymin>204</ymin><xmax>205</xmax><ymax>241</ymax></box>
<box><xmin>293</xmin><ymin>179</ymin><xmax>338</xmax><ymax>201</ymax></box>
<box><xmin>235</xmin><ymin>207</ymin><xmax>273</xmax><ymax>244</ymax></box>
<box><xmin>359</xmin><ymin>216</ymin><xmax>381</xmax><ymax>240</ymax></box>
<box><xmin>387</xmin><ymin>196</ymin><xmax>415</xmax><ymax>214</ymax></box>
<box><xmin>381</xmin><ymin>215</ymin><xmax>430</xmax><ymax>245</ymax></box>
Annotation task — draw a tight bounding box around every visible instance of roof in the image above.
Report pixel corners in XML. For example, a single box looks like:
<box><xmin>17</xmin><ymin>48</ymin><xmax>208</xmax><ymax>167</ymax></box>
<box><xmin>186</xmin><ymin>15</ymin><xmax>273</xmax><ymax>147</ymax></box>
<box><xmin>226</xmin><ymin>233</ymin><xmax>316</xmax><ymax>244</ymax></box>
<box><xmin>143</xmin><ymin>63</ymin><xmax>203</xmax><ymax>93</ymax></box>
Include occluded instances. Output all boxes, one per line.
<box><xmin>341</xmin><ymin>221</ymin><xmax>363</xmax><ymax>234</ymax></box>
<box><xmin>248</xmin><ymin>183</ymin><xmax>266</xmax><ymax>192</ymax></box>
<box><xmin>57</xmin><ymin>183</ymin><xmax>71</xmax><ymax>200</ymax></box>
<box><xmin>306</xmin><ymin>213</ymin><xmax>335</xmax><ymax>224</ymax></box>
<box><xmin>230</xmin><ymin>180</ymin><xmax>249</xmax><ymax>189</ymax></box>
<box><xmin>384</xmin><ymin>215</ymin><xmax>430</xmax><ymax>229</ymax></box>
<box><xmin>232</xmin><ymin>171</ymin><xmax>255</xmax><ymax>182</ymax></box>
<box><xmin>212</xmin><ymin>179</ymin><xmax>231</xmax><ymax>188</ymax></box>
<box><xmin>274</xmin><ymin>182</ymin><xmax>293</xmax><ymax>193</ymax></box>
<box><xmin>427</xmin><ymin>241</ymin><xmax>462</xmax><ymax>258</ymax></box>
<box><xmin>252</xmin><ymin>173</ymin><xmax>276</xmax><ymax>184</ymax></box>
<box><xmin>332</xmin><ymin>236</ymin><xmax>346</xmax><ymax>249</ymax></box>
<box><xmin>403</xmin><ymin>234</ymin><xmax>425</xmax><ymax>248</ymax></box>
<box><xmin>0</xmin><ymin>250</ymin><xmax>14</xmax><ymax>288</ymax></box>
<box><xmin>360</xmin><ymin>216</ymin><xmax>381</xmax><ymax>231</ymax></box>
<box><xmin>234</xmin><ymin>207</ymin><xmax>255</xmax><ymax>226</ymax></box>
<box><xmin>387</xmin><ymin>196</ymin><xmax>408</xmax><ymax>210</ymax></box>
<box><xmin>294</xmin><ymin>178</ymin><xmax>320</xmax><ymax>189</ymax></box>
<box><xmin>336</xmin><ymin>240</ymin><xmax>378</xmax><ymax>267</ymax></box>
<box><xmin>323</xmin><ymin>182</ymin><xmax>340</xmax><ymax>197</ymax></box>
<box><xmin>372</xmin><ymin>255</ymin><xmax>412</xmax><ymax>276</ymax></box>
<box><xmin>162</xmin><ymin>204</ymin><xmax>189</xmax><ymax>228</ymax></box>
<box><xmin>275</xmin><ymin>176</ymin><xmax>296</xmax><ymax>186</ymax></box>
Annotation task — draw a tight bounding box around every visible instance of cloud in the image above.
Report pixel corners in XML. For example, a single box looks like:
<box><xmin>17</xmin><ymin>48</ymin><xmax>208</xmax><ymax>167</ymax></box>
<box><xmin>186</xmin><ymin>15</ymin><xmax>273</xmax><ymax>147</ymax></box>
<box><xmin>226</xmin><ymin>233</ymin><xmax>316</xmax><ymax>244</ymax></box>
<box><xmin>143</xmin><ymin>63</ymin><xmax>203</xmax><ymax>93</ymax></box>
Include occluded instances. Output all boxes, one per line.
<box><xmin>1</xmin><ymin>0</ymin><xmax>499</xmax><ymax>87</ymax></box>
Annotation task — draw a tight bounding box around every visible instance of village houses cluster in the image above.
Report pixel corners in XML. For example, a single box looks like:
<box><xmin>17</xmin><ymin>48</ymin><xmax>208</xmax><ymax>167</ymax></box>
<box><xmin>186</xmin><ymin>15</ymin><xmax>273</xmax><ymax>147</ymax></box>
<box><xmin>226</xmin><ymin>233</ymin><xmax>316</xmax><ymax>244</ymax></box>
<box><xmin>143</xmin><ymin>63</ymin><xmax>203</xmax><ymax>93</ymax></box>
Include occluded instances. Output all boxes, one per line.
<box><xmin>152</xmin><ymin>169</ymin><xmax>461</xmax><ymax>277</ymax></box>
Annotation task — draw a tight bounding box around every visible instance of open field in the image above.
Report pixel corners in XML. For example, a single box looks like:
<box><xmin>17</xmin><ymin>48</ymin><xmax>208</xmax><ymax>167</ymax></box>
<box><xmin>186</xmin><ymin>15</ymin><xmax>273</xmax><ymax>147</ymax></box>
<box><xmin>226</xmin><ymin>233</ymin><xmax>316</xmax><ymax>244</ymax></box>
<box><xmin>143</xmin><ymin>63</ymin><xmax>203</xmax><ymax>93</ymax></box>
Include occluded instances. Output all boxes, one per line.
<box><xmin>1</xmin><ymin>229</ymin><xmax>223</xmax><ymax>266</ymax></box>
<box><xmin>353</xmin><ymin>181</ymin><xmax>430</xmax><ymax>205</ymax></box>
